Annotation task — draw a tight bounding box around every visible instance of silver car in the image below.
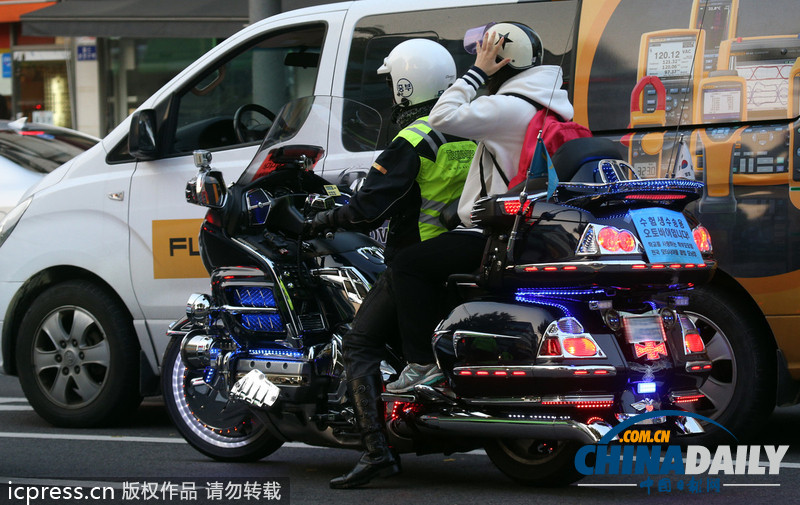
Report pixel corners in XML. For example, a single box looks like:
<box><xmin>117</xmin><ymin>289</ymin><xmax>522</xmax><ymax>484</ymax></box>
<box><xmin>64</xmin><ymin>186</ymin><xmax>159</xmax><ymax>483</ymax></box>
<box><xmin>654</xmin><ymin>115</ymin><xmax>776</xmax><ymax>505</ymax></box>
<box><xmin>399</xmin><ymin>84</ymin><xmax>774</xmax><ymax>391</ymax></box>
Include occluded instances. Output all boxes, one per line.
<box><xmin>0</xmin><ymin>119</ymin><xmax>99</xmax><ymax>219</ymax></box>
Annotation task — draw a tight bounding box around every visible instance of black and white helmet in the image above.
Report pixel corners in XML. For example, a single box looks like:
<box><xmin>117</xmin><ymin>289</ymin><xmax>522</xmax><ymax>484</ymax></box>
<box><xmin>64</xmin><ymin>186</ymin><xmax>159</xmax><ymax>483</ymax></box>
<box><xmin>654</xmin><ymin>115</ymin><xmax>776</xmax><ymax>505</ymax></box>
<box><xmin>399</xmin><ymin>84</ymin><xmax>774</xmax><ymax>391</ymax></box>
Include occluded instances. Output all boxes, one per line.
<box><xmin>491</xmin><ymin>22</ymin><xmax>543</xmax><ymax>70</ymax></box>
<box><xmin>377</xmin><ymin>39</ymin><xmax>457</xmax><ymax>107</ymax></box>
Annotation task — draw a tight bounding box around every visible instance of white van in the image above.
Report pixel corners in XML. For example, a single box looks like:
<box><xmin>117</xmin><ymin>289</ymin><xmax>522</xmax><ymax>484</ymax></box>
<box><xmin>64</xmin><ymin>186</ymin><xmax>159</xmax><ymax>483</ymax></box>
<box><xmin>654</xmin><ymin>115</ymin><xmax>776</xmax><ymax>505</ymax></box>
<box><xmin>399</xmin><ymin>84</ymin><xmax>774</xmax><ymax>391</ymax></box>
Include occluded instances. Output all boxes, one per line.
<box><xmin>0</xmin><ymin>0</ymin><xmax>578</xmax><ymax>427</ymax></box>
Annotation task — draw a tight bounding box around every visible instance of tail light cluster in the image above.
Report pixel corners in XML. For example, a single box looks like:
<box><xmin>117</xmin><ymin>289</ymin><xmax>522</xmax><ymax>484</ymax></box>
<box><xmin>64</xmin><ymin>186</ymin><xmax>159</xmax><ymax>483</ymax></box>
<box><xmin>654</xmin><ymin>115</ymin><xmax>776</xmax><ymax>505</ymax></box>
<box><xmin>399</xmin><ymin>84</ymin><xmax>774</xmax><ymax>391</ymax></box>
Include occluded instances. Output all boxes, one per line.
<box><xmin>678</xmin><ymin>314</ymin><xmax>706</xmax><ymax>354</ymax></box>
<box><xmin>577</xmin><ymin>223</ymin><xmax>713</xmax><ymax>258</ymax></box>
<box><xmin>692</xmin><ymin>225</ymin><xmax>712</xmax><ymax>253</ymax></box>
<box><xmin>577</xmin><ymin>224</ymin><xmax>641</xmax><ymax>255</ymax></box>
<box><xmin>538</xmin><ymin>317</ymin><xmax>605</xmax><ymax>358</ymax></box>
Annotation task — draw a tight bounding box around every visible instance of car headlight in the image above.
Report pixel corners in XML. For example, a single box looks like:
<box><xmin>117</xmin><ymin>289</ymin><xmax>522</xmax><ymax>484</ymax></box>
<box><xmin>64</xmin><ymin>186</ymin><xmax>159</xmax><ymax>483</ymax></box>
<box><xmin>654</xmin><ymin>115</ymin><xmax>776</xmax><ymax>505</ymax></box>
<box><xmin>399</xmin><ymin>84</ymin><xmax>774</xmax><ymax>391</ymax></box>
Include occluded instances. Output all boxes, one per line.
<box><xmin>0</xmin><ymin>197</ymin><xmax>32</xmax><ymax>249</ymax></box>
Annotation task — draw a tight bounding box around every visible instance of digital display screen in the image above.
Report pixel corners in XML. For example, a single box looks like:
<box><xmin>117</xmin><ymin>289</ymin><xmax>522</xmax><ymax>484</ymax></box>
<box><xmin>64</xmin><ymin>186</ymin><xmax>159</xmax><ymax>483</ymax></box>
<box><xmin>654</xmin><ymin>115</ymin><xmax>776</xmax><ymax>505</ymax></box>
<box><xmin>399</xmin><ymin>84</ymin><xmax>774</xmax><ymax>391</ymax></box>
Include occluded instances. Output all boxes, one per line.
<box><xmin>646</xmin><ymin>36</ymin><xmax>698</xmax><ymax>79</ymax></box>
<box><xmin>733</xmin><ymin>58</ymin><xmax>794</xmax><ymax>114</ymax></box>
<box><xmin>729</xmin><ymin>40</ymin><xmax>800</xmax><ymax>116</ymax></box>
<box><xmin>696</xmin><ymin>2</ymin><xmax>732</xmax><ymax>52</ymax></box>
<box><xmin>703</xmin><ymin>86</ymin><xmax>742</xmax><ymax>121</ymax></box>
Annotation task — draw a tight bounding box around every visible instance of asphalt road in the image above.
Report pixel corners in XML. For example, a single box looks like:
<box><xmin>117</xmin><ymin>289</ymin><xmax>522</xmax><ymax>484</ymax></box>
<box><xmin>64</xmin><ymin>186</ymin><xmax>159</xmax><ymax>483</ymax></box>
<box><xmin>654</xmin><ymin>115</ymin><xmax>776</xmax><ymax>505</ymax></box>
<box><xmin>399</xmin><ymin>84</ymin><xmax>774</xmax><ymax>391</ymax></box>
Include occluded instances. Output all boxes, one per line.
<box><xmin>2</xmin><ymin>373</ymin><xmax>800</xmax><ymax>505</ymax></box>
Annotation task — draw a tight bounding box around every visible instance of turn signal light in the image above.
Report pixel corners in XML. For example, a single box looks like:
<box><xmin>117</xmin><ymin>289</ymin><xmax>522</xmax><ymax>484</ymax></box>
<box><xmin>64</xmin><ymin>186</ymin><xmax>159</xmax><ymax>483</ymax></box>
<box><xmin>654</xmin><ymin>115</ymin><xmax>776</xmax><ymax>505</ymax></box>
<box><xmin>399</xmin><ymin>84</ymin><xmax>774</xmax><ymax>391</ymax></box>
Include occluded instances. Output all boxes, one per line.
<box><xmin>692</xmin><ymin>225</ymin><xmax>712</xmax><ymax>253</ymax></box>
<box><xmin>563</xmin><ymin>337</ymin><xmax>598</xmax><ymax>357</ymax></box>
<box><xmin>684</xmin><ymin>332</ymin><xmax>705</xmax><ymax>354</ymax></box>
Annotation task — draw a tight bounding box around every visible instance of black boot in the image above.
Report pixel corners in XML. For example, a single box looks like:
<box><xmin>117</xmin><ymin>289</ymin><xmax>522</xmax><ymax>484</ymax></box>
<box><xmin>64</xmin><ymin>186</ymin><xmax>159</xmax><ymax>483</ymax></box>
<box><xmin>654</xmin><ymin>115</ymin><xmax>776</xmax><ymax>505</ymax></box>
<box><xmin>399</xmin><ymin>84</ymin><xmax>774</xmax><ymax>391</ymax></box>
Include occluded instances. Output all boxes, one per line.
<box><xmin>330</xmin><ymin>374</ymin><xmax>400</xmax><ymax>489</ymax></box>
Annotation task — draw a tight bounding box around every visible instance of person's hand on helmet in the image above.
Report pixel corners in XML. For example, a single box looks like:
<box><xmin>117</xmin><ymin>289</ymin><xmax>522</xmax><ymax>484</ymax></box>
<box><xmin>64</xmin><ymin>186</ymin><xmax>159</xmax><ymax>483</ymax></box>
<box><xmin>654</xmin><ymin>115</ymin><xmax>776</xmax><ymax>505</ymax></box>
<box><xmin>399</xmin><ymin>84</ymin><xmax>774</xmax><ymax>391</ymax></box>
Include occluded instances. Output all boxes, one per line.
<box><xmin>310</xmin><ymin>209</ymin><xmax>338</xmax><ymax>236</ymax></box>
<box><xmin>475</xmin><ymin>31</ymin><xmax>510</xmax><ymax>77</ymax></box>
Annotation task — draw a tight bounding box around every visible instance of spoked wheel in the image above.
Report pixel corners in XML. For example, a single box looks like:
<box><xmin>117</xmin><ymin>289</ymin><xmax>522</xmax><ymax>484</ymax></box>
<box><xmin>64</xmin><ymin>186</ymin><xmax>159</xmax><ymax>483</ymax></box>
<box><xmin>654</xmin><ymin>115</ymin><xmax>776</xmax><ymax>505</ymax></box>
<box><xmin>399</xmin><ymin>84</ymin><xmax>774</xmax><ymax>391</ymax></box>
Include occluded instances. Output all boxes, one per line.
<box><xmin>161</xmin><ymin>337</ymin><xmax>283</xmax><ymax>461</ymax></box>
<box><xmin>484</xmin><ymin>439</ymin><xmax>584</xmax><ymax>486</ymax></box>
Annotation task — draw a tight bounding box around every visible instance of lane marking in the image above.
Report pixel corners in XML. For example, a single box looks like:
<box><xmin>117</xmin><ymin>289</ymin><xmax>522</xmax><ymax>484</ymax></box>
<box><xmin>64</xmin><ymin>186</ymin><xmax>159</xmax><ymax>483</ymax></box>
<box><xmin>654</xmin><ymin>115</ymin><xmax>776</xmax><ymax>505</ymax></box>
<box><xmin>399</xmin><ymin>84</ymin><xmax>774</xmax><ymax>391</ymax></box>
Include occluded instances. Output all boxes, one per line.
<box><xmin>0</xmin><ymin>406</ymin><xmax>33</xmax><ymax>411</ymax></box>
<box><xmin>0</xmin><ymin>397</ymin><xmax>29</xmax><ymax>404</ymax></box>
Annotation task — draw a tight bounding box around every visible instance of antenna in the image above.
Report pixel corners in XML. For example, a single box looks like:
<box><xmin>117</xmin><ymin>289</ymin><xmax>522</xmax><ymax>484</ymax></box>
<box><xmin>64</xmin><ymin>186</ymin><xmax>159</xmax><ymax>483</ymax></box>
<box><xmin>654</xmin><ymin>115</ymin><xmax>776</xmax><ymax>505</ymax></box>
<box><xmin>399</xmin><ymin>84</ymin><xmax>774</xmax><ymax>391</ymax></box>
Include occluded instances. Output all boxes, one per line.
<box><xmin>666</xmin><ymin>0</ymin><xmax>708</xmax><ymax>178</ymax></box>
<box><xmin>506</xmin><ymin>4</ymin><xmax>579</xmax><ymax>262</ymax></box>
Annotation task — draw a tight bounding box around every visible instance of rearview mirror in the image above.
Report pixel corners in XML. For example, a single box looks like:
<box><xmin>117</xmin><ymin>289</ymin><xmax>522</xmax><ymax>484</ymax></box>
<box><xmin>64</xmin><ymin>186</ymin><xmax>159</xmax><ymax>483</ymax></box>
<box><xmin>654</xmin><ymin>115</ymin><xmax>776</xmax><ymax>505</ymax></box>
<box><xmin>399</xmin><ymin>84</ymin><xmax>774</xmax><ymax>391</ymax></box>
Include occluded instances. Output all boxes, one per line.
<box><xmin>185</xmin><ymin>150</ymin><xmax>226</xmax><ymax>208</ymax></box>
<box><xmin>129</xmin><ymin>109</ymin><xmax>159</xmax><ymax>160</ymax></box>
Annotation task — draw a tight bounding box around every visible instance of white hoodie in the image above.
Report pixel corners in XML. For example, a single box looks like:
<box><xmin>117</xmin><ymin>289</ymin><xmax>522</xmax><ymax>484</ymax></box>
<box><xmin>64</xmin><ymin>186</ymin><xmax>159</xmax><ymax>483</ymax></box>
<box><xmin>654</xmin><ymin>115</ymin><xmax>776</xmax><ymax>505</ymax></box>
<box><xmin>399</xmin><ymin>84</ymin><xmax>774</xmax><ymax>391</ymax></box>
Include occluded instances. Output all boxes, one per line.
<box><xmin>429</xmin><ymin>64</ymin><xmax>574</xmax><ymax>227</ymax></box>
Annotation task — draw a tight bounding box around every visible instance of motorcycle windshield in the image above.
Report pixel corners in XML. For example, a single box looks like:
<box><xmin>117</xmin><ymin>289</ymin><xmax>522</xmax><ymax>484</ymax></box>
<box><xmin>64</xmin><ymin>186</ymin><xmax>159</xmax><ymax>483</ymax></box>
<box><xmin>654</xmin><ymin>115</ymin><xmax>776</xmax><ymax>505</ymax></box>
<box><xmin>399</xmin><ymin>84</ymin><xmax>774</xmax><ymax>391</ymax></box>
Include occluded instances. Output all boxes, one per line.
<box><xmin>237</xmin><ymin>96</ymin><xmax>382</xmax><ymax>184</ymax></box>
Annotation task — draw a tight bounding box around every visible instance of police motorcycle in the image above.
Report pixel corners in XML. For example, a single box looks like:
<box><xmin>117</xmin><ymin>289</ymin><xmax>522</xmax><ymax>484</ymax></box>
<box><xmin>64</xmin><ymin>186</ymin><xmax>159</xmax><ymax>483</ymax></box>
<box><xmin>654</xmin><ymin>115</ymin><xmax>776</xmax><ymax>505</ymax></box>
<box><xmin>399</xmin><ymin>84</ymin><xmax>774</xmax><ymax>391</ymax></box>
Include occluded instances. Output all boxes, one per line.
<box><xmin>163</xmin><ymin>96</ymin><xmax>716</xmax><ymax>486</ymax></box>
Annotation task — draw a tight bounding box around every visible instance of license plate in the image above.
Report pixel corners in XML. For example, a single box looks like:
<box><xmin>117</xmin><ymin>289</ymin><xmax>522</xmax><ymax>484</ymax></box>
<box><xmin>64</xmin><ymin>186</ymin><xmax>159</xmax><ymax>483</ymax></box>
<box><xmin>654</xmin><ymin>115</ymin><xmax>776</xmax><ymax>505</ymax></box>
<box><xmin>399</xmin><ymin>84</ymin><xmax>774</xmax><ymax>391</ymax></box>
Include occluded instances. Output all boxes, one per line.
<box><xmin>629</xmin><ymin>208</ymin><xmax>703</xmax><ymax>264</ymax></box>
<box><xmin>622</xmin><ymin>315</ymin><xmax>666</xmax><ymax>344</ymax></box>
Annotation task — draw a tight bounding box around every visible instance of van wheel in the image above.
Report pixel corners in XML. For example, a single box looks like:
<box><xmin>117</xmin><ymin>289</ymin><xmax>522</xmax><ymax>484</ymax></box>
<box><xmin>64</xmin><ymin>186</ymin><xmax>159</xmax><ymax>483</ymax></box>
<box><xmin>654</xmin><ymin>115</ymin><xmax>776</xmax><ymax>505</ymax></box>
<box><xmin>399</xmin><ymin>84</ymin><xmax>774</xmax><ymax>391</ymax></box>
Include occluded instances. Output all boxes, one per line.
<box><xmin>162</xmin><ymin>337</ymin><xmax>283</xmax><ymax>461</ymax></box>
<box><xmin>681</xmin><ymin>284</ymin><xmax>776</xmax><ymax>443</ymax></box>
<box><xmin>16</xmin><ymin>280</ymin><xmax>142</xmax><ymax>427</ymax></box>
<box><xmin>485</xmin><ymin>439</ymin><xmax>584</xmax><ymax>486</ymax></box>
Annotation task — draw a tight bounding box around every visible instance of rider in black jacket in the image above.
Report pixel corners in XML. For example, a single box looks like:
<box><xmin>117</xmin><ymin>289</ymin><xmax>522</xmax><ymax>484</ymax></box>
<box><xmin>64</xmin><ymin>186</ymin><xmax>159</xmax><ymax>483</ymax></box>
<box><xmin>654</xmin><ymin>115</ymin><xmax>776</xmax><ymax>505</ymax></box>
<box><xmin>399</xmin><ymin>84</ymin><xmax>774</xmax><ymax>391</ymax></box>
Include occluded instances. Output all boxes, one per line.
<box><xmin>312</xmin><ymin>39</ymin><xmax>476</xmax><ymax>489</ymax></box>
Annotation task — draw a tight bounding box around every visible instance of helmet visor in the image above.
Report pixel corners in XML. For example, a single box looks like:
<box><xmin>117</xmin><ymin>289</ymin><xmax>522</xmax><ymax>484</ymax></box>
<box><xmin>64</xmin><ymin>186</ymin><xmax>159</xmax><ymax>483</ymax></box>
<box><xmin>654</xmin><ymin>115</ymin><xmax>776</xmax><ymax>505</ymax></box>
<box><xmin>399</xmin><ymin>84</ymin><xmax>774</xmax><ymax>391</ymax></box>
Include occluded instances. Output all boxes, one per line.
<box><xmin>463</xmin><ymin>22</ymin><xmax>496</xmax><ymax>55</ymax></box>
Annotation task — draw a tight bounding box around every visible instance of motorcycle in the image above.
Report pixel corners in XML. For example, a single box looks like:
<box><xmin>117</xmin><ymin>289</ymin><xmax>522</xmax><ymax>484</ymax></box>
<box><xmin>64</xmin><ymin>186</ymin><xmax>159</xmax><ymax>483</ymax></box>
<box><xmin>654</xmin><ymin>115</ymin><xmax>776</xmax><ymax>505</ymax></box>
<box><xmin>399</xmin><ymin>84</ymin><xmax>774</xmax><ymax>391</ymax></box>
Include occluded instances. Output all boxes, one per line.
<box><xmin>162</xmin><ymin>96</ymin><xmax>717</xmax><ymax>486</ymax></box>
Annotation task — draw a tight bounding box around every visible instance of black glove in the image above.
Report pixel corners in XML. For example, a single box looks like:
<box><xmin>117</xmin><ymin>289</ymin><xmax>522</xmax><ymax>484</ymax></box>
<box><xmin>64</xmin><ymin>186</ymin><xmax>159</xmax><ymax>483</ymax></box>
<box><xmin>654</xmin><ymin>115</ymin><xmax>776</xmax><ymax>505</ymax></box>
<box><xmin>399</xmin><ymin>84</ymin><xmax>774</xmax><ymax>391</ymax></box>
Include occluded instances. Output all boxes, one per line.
<box><xmin>310</xmin><ymin>209</ymin><xmax>338</xmax><ymax>236</ymax></box>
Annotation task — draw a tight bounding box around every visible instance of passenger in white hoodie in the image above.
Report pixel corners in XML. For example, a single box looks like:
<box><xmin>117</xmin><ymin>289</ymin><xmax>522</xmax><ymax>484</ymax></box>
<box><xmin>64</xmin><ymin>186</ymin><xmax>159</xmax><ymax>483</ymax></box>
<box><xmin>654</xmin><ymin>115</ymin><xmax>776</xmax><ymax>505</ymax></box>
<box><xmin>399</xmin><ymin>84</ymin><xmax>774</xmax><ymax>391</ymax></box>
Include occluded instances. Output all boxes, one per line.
<box><xmin>386</xmin><ymin>22</ymin><xmax>575</xmax><ymax>392</ymax></box>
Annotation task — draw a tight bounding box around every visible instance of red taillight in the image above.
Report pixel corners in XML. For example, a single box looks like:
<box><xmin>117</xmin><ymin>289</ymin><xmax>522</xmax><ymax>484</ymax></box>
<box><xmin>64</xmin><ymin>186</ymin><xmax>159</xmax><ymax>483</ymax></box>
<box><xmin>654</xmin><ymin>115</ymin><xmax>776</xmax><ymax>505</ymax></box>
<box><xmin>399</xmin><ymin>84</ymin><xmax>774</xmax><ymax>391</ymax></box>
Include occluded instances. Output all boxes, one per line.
<box><xmin>563</xmin><ymin>337</ymin><xmax>598</xmax><ymax>357</ymax></box>
<box><xmin>693</xmin><ymin>226</ymin><xmax>712</xmax><ymax>253</ymax></box>
<box><xmin>541</xmin><ymin>337</ymin><xmax>562</xmax><ymax>356</ymax></box>
<box><xmin>503</xmin><ymin>200</ymin><xmax>521</xmax><ymax>214</ymax></box>
<box><xmin>252</xmin><ymin>147</ymin><xmax>324</xmax><ymax>182</ymax></box>
<box><xmin>673</xmin><ymin>394</ymin><xmax>705</xmax><ymax>404</ymax></box>
<box><xmin>597</xmin><ymin>227</ymin><xmax>620</xmax><ymax>251</ymax></box>
<box><xmin>617</xmin><ymin>230</ymin><xmax>636</xmax><ymax>252</ymax></box>
<box><xmin>501</xmin><ymin>200</ymin><xmax>530</xmax><ymax>215</ymax></box>
<box><xmin>684</xmin><ymin>332</ymin><xmax>705</xmax><ymax>354</ymax></box>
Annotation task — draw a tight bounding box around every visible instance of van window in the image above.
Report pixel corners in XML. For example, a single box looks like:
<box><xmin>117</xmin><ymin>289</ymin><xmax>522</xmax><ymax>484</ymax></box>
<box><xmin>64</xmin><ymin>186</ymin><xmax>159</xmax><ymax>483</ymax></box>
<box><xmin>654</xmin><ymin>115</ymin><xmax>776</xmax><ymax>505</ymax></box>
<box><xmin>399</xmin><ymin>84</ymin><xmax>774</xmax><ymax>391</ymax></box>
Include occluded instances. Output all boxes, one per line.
<box><xmin>344</xmin><ymin>2</ymin><xmax>578</xmax><ymax>150</ymax></box>
<box><xmin>169</xmin><ymin>23</ymin><xmax>325</xmax><ymax>154</ymax></box>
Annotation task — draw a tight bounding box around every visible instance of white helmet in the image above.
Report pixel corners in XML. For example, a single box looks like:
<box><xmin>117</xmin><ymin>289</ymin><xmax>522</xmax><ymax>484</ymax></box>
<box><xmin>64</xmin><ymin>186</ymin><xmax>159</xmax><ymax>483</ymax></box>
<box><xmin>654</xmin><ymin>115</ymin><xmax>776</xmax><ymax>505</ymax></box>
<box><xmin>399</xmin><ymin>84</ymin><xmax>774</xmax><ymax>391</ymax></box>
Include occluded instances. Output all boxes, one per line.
<box><xmin>486</xmin><ymin>22</ymin><xmax>543</xmax><ymax>70</ymax></box>
<box><xmin>377</xmin><ymin>39</ymin><xmax>456</xmax><ymax>107</ymax></box>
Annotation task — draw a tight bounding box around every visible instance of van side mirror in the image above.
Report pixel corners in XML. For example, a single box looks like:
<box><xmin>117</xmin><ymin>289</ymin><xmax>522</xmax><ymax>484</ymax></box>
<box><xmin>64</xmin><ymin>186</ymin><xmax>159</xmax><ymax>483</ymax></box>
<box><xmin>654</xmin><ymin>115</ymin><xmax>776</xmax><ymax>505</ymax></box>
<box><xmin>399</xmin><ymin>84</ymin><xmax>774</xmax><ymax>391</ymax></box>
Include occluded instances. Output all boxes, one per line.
<box><xmin>129</xmin><ymin>109</ymin><xmax>159</xmax><ymax>160</ymax></box>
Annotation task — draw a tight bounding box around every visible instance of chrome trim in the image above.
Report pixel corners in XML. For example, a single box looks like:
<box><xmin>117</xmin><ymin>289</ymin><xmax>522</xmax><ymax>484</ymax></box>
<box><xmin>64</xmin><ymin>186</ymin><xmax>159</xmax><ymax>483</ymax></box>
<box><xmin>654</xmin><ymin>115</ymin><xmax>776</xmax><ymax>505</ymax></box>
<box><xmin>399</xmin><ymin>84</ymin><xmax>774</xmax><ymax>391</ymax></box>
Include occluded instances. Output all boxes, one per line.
<box><xmin>416</xmin><ymin>412</ymin><xmax>613</xmax><ymax>444</ymax></box>
<box><xmin>357</xmin><ymin>246</ymin><xmax>385</xmax><ymax>263</ymax></box>
<box><xmin>541</xmin><ymin>394</ymin><xmax>615</xmax><ymax>404</ymax></box>
<box><xmin>311</xmin><ymin>266</ymin><xmax>372</xmax><ymax>307</ymax></box>
<box><xmin>511</xmin><ymin>259</ymin><xmax>649</xmax><ymax>271</ymax></box>
<box><xmin>674</xmin><ymin>415</ymin><xmax>705</xmax><ymax>435</ymax></box>
<box><xmin>221</xmin><ymin>305</ymin><xmax>280</xmax><ymax>313</ymax></box>
<box><xmin>232</xmin><ymin>237</ymin><xmax>300</xmax><ymax>335</ymax></box>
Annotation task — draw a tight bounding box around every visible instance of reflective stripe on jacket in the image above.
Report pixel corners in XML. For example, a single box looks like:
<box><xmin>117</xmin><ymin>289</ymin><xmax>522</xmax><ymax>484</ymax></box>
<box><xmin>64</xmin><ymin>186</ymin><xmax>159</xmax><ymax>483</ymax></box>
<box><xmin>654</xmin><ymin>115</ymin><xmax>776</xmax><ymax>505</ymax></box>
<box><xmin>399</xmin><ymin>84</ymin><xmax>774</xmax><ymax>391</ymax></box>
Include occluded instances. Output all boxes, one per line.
<box><xmin>396</xmin><ymin>117</ymin><xmax>476</xmax><ymax>240</ymax></box>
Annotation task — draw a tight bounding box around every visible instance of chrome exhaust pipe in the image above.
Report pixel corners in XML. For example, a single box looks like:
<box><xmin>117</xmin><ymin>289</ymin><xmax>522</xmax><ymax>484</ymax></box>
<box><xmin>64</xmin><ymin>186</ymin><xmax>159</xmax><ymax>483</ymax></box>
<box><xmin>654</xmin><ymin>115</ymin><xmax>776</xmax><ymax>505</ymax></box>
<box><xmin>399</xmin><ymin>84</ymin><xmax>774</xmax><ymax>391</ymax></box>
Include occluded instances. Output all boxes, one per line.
<box><xmin>416</xmin><ymin>412</ymin><xmax>612</xmax><ymax>444</ymax></box>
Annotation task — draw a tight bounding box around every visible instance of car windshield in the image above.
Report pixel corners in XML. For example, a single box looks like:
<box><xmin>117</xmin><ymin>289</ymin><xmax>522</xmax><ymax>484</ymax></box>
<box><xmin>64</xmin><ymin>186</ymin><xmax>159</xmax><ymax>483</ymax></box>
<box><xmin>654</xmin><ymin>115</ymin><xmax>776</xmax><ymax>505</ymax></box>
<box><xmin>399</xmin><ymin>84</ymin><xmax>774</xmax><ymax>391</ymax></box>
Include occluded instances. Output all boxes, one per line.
<box><xmin>0</xmin><ymin>128</ymin><xmax>97</xmax><ymax>174</ymax></box>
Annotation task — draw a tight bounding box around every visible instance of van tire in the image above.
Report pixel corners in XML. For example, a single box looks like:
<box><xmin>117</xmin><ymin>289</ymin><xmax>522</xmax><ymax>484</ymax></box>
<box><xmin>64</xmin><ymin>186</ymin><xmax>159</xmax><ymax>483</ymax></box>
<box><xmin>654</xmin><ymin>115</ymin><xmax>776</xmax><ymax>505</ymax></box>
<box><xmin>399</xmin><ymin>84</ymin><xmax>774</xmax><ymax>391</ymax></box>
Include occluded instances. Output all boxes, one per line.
<box><xmin>16</xmin><ymin>280</ymin><xmax>142</xmax><ymax>427</ymax></box>
<box><xmin>682</xmin><ymin>284</ymin><xmax>776</xmax><ymax>444</ymax></box>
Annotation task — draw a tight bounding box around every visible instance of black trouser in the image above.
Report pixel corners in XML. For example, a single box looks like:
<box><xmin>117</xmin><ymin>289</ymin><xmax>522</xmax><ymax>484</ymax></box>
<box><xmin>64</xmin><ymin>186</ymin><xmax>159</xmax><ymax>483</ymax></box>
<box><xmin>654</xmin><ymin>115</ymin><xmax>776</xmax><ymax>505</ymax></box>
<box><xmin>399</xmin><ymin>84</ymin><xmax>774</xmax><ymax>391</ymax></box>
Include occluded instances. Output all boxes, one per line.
<box><xmin>342</xmin><ymin>269</ymin><xmax>404</xmax><ymax>381</ymax></box>
<box><xmin>390</xmin><ymin>231</ymin><xmax>488</xmax><ymax>364</ymax></box>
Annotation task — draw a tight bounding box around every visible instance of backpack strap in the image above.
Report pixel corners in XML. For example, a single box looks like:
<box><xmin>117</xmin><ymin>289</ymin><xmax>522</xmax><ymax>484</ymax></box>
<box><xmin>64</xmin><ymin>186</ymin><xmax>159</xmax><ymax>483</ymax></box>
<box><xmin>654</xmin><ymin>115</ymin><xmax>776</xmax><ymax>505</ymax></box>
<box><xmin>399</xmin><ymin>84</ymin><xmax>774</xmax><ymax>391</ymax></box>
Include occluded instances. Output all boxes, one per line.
<box><xmin>478</xmin><ymin>145</ymin><xmax>510</xmax><ymax>197</ymax></box>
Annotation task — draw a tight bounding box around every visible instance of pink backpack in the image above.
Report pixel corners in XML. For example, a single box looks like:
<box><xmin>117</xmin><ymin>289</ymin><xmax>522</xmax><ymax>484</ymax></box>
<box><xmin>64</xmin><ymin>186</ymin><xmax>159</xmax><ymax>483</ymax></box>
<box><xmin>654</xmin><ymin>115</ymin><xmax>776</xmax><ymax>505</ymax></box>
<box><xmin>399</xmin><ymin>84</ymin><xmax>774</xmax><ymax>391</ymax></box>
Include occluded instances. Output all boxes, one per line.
<box><xmin>507</xmin><ymin>97</ymin><xmax>593</xmax><ymax>189</ymax></box>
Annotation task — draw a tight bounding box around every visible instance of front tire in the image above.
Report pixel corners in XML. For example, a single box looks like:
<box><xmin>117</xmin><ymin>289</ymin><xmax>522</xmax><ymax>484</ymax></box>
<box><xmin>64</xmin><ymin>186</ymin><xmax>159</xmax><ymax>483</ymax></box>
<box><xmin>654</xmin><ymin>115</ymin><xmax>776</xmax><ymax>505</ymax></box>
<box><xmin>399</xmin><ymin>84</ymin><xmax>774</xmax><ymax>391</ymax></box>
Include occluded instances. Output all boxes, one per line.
<box><xmin>682</xmin><ymin>283</ymin><xmax>776</xmax><ymax>444</ymax></box>
<box><xmin>161</xmin><ymin>336</ymin><xmax>284</xmax><ymax>462</ymax></box>
<box><xmin>484</xmin><ymin>439</ymin><xmax>584</xmax><ymax>486</ymax></box>
<box><xmin>16</xmin><ymin>280</ymin><xmax>142</xmax><ymax>427</ymax></box>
